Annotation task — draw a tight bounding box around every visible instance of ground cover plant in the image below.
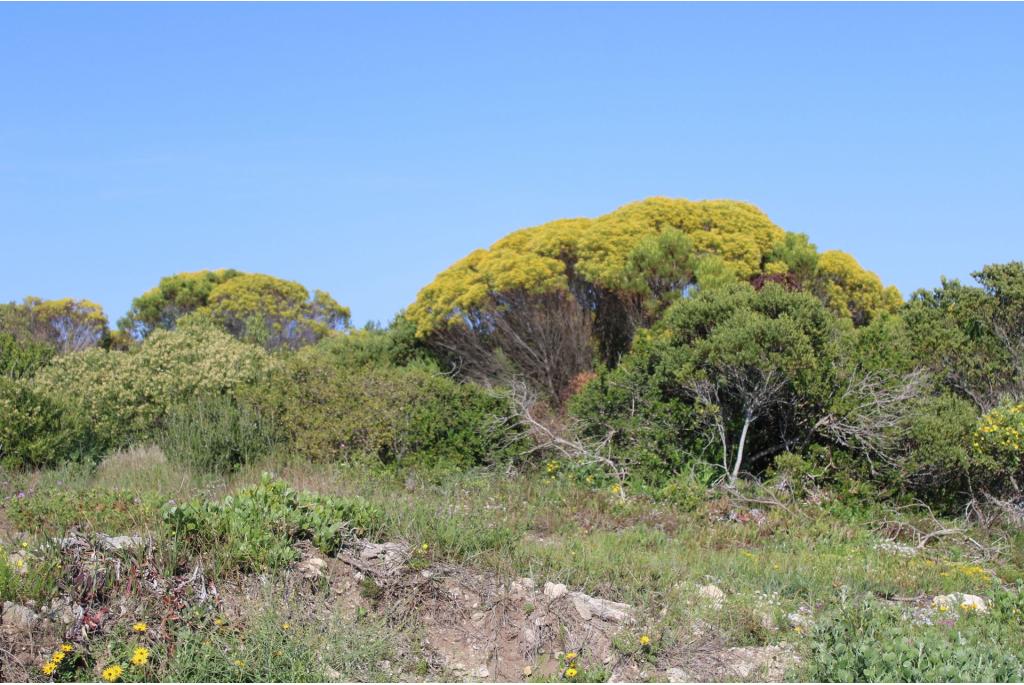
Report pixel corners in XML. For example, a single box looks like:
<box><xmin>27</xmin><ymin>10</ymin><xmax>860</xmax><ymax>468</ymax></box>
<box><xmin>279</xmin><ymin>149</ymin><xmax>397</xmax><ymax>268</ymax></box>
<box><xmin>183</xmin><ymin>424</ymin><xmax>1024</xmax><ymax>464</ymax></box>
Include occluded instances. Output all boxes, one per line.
<box><xmin>3</xmin><ymin>198</ymin><xmax>1024</xmax><ymax>682</ymax></box>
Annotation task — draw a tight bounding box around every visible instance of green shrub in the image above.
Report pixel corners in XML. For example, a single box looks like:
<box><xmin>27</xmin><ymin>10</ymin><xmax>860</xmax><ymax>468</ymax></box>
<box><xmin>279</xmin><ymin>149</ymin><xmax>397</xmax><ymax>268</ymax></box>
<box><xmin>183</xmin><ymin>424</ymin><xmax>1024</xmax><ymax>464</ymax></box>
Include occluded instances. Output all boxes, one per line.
<box><xmin>0</xmin><ymin>377</ymin><xmax>101</xmax><ymax>469</ymax></box>
<box><xmin>0</xmin><ymin>332</ymin><xmax>55</xmax><ymax>379</ymax></box>
<box><xmin>158</xmin><ymin>394</ymin><xmax>281</xmax><ymax>473</ymax></box>
<box><xmin>804</xmin><ymin>593</ymin><xmax>1024</xmax><ymax>682</ymax></box>
<box><xmin>33</xmin><ymin>316</ymin><xmax>274</xmax><ymax>448</ymax></box>
<box><xmin>312</xmin><ymin>314</ymin><xmax>431</xmax><ymax>370</ymax></box>
<box><xmin>973</xmin><ymin>401</ymin><xmax>1024</xmax><ymax>477</ymax></box>
<box><xmin>6</xmin><ymin>488</ymin><xmax>163</xmax><ymax>535</ymax></box>
<box><xmin>163</xmin><ymin>474</ymin><xmax>386</xmax><ymax>571</ymax></box>
<box><xmin>244</xmin><ymin>351</ymin><xmax>524</xmax><ymax>470</ymax></box>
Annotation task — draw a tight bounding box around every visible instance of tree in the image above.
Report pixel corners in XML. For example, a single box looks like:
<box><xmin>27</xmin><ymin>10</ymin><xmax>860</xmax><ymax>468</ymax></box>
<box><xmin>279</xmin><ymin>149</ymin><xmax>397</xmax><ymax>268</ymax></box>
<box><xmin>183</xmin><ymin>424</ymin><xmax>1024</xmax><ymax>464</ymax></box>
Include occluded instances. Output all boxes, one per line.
<box><xmin>408</xmin><ymin>197</ymin><xmax>901</xmax><ymax>401</ymax></box>
<box><xmin>904</xmin><ymin>262</ymin><xmax>1024</xmax><ymax>411</ymax></box>
<box><xmin>0</xmin><ymin>296</ymin><xmax>108</xmax><ymax>353</ymax></box>
<box><xmin>572</xmin><ymin>283</ymin><xmax>923</xmax><ymax>484</ymax></box>
<box><xmin>120</xmin><ymin>270</ymin><xmax>351</xmax><ymax>350</ymax></box>
<box><xmin>119</xmin><ymin>269</ymin><xmax>242</xmax><ymax>338</ymax></box>
<box><xmin>206</xmin><ymin>273</ymin><xmax>350</xmax><ymax>350</ymax></box>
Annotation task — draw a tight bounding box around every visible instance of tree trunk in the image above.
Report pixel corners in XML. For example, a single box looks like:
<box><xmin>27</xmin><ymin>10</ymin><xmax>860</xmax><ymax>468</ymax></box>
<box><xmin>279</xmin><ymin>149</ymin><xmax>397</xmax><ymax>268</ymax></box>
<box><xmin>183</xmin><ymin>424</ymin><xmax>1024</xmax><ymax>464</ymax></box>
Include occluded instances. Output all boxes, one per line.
<box><xmin>731</xmin><ymin>412</ymin><xmax>754</xmax><ymax>482</ymax></box>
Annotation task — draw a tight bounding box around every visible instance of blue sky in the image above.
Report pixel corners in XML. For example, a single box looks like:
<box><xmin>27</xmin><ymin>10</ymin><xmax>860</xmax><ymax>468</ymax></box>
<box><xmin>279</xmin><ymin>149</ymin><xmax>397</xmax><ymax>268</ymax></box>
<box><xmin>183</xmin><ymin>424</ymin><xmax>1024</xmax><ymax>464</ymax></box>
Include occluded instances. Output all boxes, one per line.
<box><xmin>2</xmin><ymin>3</ymin><xmax>1022</xmax><ymax>327</ymax></box>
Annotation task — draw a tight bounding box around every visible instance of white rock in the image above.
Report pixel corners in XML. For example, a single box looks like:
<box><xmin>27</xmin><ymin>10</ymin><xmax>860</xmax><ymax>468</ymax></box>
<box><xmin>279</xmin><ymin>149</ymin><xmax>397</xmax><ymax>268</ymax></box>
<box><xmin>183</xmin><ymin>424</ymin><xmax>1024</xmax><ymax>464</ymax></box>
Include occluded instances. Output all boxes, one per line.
<box><xmin>698</xmin><ymin>584</ymin><xmax>725</xmax><ymax>608</ymax></box>
<box><xmin>932</xmin><ymin>593</ymin><xmax>988</xmax><ymax>614</ymax></box>
<box><xmin>519</xmin><ymin>577</ymin><xmax>536</xmax><ymax>590</ymax></box>
<box><xmin>567</xmin><ymin>591</ymin><xmax>632</xmax><ymax>623</ymax></box>
<box><xmin>666</xmin><ymin>667</ymin><xmax>693</xmax><ymax>682</ymax></box>
<box><xmin>1</xmin><ymin>602</ymin><xmax>38</xmax><ymax>634</ymax></box>
<box><xmin>544</xmin><ymin>582</ymin><xmax>568</xmax><ymax>599</ymax></box>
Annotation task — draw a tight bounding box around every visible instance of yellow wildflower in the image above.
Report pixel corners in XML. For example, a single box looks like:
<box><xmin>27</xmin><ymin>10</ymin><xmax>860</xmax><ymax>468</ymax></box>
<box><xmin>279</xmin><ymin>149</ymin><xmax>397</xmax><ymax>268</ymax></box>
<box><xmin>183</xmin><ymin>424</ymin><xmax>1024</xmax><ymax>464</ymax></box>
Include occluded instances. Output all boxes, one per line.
<box><xmin>565</xmin><ymin>652</ymin><xmax>578</xmax><ymax>660</ymax></box>
<box><xmin>281</xmin><ymin>622</ymin><xmax>291</xmax><ymax>630</ymax></box>
<box><xmin>421</xmin><ymin>543</ymin><xmax>429</xmax><ymax>552</ymax></box>
<box><xmin>132</xmin><ymin>622</ymin><xmax>148</xmax><ymax>633</ymax></box>
<box><xmin>131</xmin><ymin>647</ymin><xmax>150</xmax><ymax>667</ymax></box>
<box><xmin>213</xmin><ymin>617</ymin><xmax>225</xmax><ymax>626</ymax></box>
<box><xmin>41</xmin><ymin>661</ymin><xmax>58</xmax><ymax>676</ymax></box>
<box><xmin>640</xmin><ymin>634</ymin><xmax>651</xmax><ymax>646</ymax></box>
<box><xmin>60</xmin><ymin>644</ymin><xmax>74</xmax><ymax>653</ymax></box>
<box><xmin>102</xmin><ymin>664</ymin><xmax>124</xmax><ymax>682</ymax></box>
<box><xmin>51</xmin><ymin>651</ymin><xmax>65</xmax><ymax>664</ymax></box>
<box><xmin>610</xmin><ymin>484</ymin><xmax>622</xmax><ymax>494</ymax></box>
<box><xmin>565</xmin><ymin>666</ymin><xmax>578</xmax><ymax>678</ymax></box>
<box><xmin>233</xmin><ymin>659</ymin><xmax>245</xmax><ymax>668</ymax></box>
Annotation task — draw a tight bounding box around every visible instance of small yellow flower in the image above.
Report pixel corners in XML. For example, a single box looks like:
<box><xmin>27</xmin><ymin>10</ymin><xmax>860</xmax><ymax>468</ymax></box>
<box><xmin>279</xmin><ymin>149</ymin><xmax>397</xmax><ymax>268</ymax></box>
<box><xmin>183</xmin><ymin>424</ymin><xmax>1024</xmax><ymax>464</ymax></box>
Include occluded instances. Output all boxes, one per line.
<box><xmin>639</xmin><ymin>634</ymin><xmax>651</xmax><ymax>646</ymax></box>
<box><xmin>281</xmin><ymin>622</ymin><xmax>291</xmax><ymax>630</ymax></box>
<box><xmin>565</xmin><ymin>666</ymin><xmax>578</xmax><ymax>678</ymax></box>
<box><xmin>421</xmin><ymin>543</ymin><xmax>429</xmax><ymax>552</ymax></box>
<box><xmin>610</xmin><ymin>484</ymin><xmax>622</xmax><ymax>494</ymax></box>
<box><xmin>565</xmin><ymin>651</ymin><xmax>578</xmax><ymax>660</ymax></box>
<box><xmin>41</xmin><ymin>661</ymin><xmax>58</xmax><ymax>676</ymax></box>
<box><xmin>131</xmin><ymin>647</ymin><xmax>150</xmax><ymax>667</ymax></box>
<box><xmin>213</xmin><ymin>617</ymin><xmax>225</xmax><ymax>626</ymax></box>
<box><xmin>51</xmin><ymin>651</ymin><xmax>66</xmax><ymax>664</ymax></box>
<box><xmin>132</xmin><ymin>622</ymin><xmax>148</xmax><ymax>633</ymax></box>
<box><xmin>102</xmin><ymin>664</ymin><xmax>124</xmax><ymax>682</ymax></box>
<box><xmin>233</xmin><ymin>659</ymin><xmax>245</xmax><ymax>668</ymax></box>
<box><xmin>21</xmin><ymin>541</ymin><xmax>28</xmax><ymax>548</ymax></box>
<box><xmin>60</xmin><ymin>644</ymin><xmax>74</xmax><ymax>654</ymax></box>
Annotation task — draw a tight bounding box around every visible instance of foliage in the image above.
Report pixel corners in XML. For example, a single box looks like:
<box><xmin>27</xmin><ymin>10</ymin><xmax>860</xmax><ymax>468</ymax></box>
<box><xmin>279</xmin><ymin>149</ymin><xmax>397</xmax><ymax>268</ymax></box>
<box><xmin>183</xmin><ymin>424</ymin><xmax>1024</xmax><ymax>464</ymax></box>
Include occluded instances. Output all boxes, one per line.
<box><xmin>0</xmin><ymin>377</ymin><xmax>101</xmax><ymax>470</ymax></box>
<box><xmin>973</xmin><ymin>401</ymin><xmax>1024</xmax><ymax>477</ymax></box>
<box><xmin>312</xmin><ymin>314</ymin><xmax>431</xmax><ymax>370</ymax></box>
<box><xmin>33</xmin><ymin>316</ymin><xmax>274</xmax><ymax>449</ymax></box>
<box><xmin>408</xmin><ymin>197</ymin><xmax>900</xmax><ymax>399</ymax></box>
<box><xmin>163</xmin><ymin>474</ymin><xmax>385</xmax><ymax>570</ymax></box>
<box><xmin>804</xmin><ymin>593</ymin><xmax>1024</xmax><ymax>682</ymax></box>
<box><xmin>0</xmin><ymin>296</ymin><xmax>108</xmax><ymax>353</ymax></box>
<box><xmin>0</xmin><ymin>331</ymin><xmax>54</xmax><ymax>379</ymax></box>
<box><xmin>243</xmin><ymin>349</ymin><xmax>524</xmax><ymax>470</ymax></box>
<box><xmin>158</xmin><ymin>394</ymin><xmax>281</xmax><ymax>473</ymax></box>
<box><xmin>904</xmin><ymin>261</ymin><xmax>1024</xmax><ymax>411</ymax></box>
<box><xmin>5</xmin><ymin>487</ymin><xmax>162</xmax><ymax>536</ymax></box>
<box><xmin>118</xmin><ymin>269</ymin><xmax>242</xmax><ymax>338</ymax></box>
<box><xmin>206</xmin><ymin>273</ymin><xmax>350</xmax><ymax>350</ymax></box>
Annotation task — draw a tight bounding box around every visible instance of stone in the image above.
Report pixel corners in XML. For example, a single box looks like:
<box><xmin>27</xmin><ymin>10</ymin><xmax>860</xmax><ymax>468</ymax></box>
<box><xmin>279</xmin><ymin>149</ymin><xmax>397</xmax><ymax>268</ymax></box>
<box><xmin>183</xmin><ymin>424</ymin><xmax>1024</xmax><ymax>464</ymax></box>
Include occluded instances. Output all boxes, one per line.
<box><xmin>698</xmin><ymin>584</ymin><xmax>725</xmax><ymax>608</ymax></box>
<box><xmin>519</xmin><ymin>577</ymin><xmax>536</xmax><ymax>590</ymax></box>
<box><xmin>543</xmin><ymin>582</ymin><xmax>567</xmax><ymax>599</ymax></box>
<box><xmin>95</xmin><ymin>533</ymin><xmax>147</xmax><ymax>552</ymax></box>
<box><xmin>567</xmin><ymin>592</ymin><xmax>632</xmax><ymax>623</ymax></box>
<box><xmin>1</xmin><ymin>602</ymin><xmax>39</xmax><ymax>634</ymax></box>
<box><xmin>666</xmin><ymin>667</ymin><xmax>693</xmax><ymax>682</ymax></box>
<box><xmin>932</xmin><ymin>593</ymin><xmax>988</xmax><ymax>614</ymax></box>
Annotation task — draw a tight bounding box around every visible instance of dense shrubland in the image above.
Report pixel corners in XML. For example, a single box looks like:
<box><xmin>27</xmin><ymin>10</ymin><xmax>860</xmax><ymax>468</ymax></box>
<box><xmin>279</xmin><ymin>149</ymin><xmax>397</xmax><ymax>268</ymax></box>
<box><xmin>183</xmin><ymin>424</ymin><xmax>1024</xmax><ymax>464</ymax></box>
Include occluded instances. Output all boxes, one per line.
<box><xmin>3</xmin><ymin>197</ymin><xmax>1024</xmax><ymax>683</ymax></box>
<box><xmin>2</xmin><ymin>197</ymin><xmax>1022</xmax><ymax>513</ymax></box>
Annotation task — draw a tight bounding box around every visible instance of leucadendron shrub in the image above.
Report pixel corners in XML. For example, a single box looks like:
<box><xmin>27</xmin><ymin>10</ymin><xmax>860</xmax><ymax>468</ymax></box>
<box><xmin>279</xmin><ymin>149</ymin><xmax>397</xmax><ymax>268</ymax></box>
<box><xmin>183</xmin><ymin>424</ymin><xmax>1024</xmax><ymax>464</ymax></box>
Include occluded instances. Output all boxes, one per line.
<box><xmin>242</xmin><ymin>347</ymin><xmax>525</xmax><ymax>471</ymax></box>
<box><xmin>33</xmin><ymin>316</ymin><xmax>274</xmax><ymax>449</ymax></box>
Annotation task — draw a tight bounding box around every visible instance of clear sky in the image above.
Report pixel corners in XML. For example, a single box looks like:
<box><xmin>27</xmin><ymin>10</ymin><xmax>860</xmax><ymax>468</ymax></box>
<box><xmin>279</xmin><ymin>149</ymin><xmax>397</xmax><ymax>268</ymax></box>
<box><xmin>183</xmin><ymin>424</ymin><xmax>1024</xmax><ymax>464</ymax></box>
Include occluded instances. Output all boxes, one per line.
<box><xmin>2</xmin><ymin>3</ymin><xmax>1022</xmax><ymax>327</ymax></box>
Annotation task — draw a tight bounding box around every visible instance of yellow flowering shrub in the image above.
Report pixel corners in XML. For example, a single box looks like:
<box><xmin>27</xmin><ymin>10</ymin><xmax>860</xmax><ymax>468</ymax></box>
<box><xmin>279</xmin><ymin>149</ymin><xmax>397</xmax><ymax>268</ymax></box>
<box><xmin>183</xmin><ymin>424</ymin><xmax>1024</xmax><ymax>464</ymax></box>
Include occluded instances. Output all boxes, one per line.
<box><xmin>973</xmin><ymin>402</ymin><xmax>1024</xmax><ymax>474</ymax></box>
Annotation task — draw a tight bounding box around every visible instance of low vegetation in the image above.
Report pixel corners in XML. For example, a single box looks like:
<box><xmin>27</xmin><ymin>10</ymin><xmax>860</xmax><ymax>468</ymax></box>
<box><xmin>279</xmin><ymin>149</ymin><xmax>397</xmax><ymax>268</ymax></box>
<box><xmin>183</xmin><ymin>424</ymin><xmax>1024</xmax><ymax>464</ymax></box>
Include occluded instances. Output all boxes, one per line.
<box><xmin>2</xmin><ymin>198</ymin><xmax>1023</xmax><ymax>682</ymax></box>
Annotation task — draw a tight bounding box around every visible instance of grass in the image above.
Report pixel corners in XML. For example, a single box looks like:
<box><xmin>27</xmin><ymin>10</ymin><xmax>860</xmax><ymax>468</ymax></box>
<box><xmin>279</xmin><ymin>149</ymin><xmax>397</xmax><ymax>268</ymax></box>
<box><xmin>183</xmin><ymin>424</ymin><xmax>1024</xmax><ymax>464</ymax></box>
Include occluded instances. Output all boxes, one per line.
<box><xmin>3</xmin><ymin>447</ymin><xmax>1024</xmax><ymax>681</ymax></box>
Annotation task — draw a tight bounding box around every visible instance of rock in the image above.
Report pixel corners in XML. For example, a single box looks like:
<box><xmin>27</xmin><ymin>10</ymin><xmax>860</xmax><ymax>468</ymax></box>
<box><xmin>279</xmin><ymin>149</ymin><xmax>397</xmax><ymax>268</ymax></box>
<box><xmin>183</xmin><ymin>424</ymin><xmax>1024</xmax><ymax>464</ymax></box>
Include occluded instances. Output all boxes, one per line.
<box><xmin>698</xmin><ymin>584</ymin><xmax>725</xmax><ymax>608</ymax></box>
<box><xmin>1</xmin><ymin>602</ymin><xmax>39</xmax><ymax>634</ymax></box>
<box><xmin>544</xmin><ymin>582</ymin><xmax>568</xmax><ymax>599</ymax></box>
<box><xmin>522</xmin><ymin>665</ymin><xmax>533</xmax><ymax>677</ymax></box>
<box><xmin>295</xmin><ymin>556</ymin><xmax>328</xmax><ymax>580</ymax></box>
<box><xmin>572</xmin><ymin>596</ymin><xmax>593</xmax><ymax>620</ymax></box>
<box><xmin>666</xmin><ymin>667</ymin><xmax>693</xmax><ymax>682</ymax></box>
<box><xmin>6</xmin><ymin>552</ymin><xmax>29</xmax><ymax>575</ymax></box>
<box><xmin>720</xmin><ymin>645</ymin><xmax>798</xmax><ymax>680</ymax></box>
<box><xmin>932</xmin><ymin>593</ymin><xmax>988</xmax><ymax>614</ymax></box>
<box><xmin>520</xmin><ymin>577</ymin><xmax>536</xmax><ymax>590</ymax></box>
<box><xmin>567</xmin><ymin>591</ymin><xmax>632</xmax><ymax>623</ymax></box>
<box><xmin>95</xmin><ymin>533</ymin><xmax>147</xmax><ymax>552</ymax></box>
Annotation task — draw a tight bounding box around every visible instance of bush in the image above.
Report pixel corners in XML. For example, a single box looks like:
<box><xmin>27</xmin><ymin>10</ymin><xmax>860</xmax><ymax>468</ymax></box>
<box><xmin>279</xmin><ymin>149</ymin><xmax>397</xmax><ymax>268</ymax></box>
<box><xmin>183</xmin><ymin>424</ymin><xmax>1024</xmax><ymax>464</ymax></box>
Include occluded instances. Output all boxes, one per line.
<box><xmin>0</xmin><ymin>332</ymin><xmax>55</xmax><ymax>379</ymax></box>
<box><xmin>244</xmin><ymin>349</ymin><xmax>524</xmax><ymax>471</ymax></box>
<box><xmin>163</xmin><ymin>474</ymin><xmax>386</xmax><ymax>571</ymax></box>
<box><xmin>0</xmin><ymin>377</ymin><xmax>101</xmax><ymax>470</ymax></box>
<box><xmin>33</xmin><ymin>316</ymin><xmax>274</xmax><ymax>448</ymax></box>
<box><xmin>158</xmin><ymin>394</ymin><xmax>281</xmax><ymax>473</ymax></box>
<box><xmin>973</xmin><ymin>401</ymin><xmax>1024</xmax><ymax>478</ymax></box>
<box><xmin>804</xmin><ymin>593</ymin><xmax>1024</xmax><ymax>681</ymax></box>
